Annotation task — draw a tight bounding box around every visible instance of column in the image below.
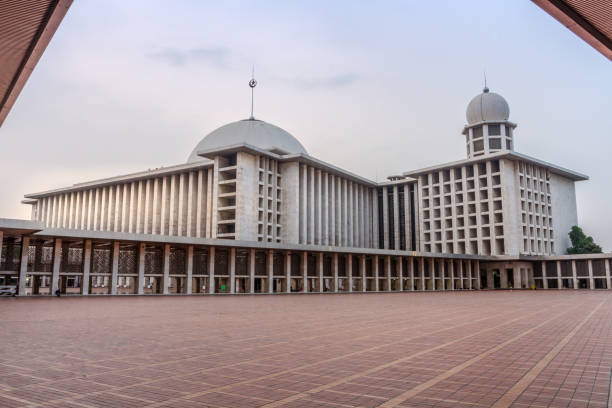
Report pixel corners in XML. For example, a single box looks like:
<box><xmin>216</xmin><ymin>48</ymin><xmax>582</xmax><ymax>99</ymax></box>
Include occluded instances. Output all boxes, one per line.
<box><xmin>333</xmin><ymin>253</ymin><xmax>339</xmax><ymax>293</ymax></box>
<box><xmin>382</xmin><ymin>187</ymin><xmax>389</xmax><ymax>249</ymax></box>
<box><xmin>51</xmin><ymin>238</ymin><xmax>62</xmax><ymax>294</ymax></box>
<box><xmin>230</xmin><ymin>247</ymin><xmax>236</xmax><ymax>294</ymax></box>
<box><xmin>385</xmin><ymin>256</ymin><xmax>391</xmax><ymax>292</ymax></box>
<box><xmin>420</xmin><ymin>257</ymin><xmax>425</xmax><ymax>291</ymax></box>
<box><xmin>285</xmin><ymin>252</ymin><xmax>291</xmax><ymax>294</ymax></box>
<box><xmin>162</xmin><ymin>244</ymin><xmax>170</xmax><ymax>295</ymax></box>
<box><xmin>208</xmin><ymin>246</ymin><xmax>215</xmax><ymax>294</ymax></box>
<box><xmin>302</xmin><ymin>251</ymin><xmax>308</xmax><ymax>293</ymax></box>
<box><xmin>513</xmin><ymin>266</ymin><xmax>521</xmax><ymax>289</ymax></box>
<box><xmin>82</xmin><ymin>239</ymin><xmax>91</xmax><ymax>295</ymax></box>
<box><xmin>542</xmin><ymin>261</ymin><xmax>548</xmax><ymax>289</ymax></box>
<box><xmin>588</xmin><ymin>259</ymin><xmax>594</xmax><ymax>290</ymax></box>
<box><xmin>409</xmin><ymin>257</ymin><xmax>415</xmax><ymax>291</ymax></box>
<box><xmin>439</xmin><ymin>259</ymin><xmax>446</xmax><ymax>290</ymax></box>
<box><xmin>347</xmin><ymin>254</ymin><xmax>353</xmax><ymax>292</ymax></box>
<box><xmin>360</xmin><ymin>255</ymin><xmax>366</xmax><ymax>292</ymax></box>
<box><xmin>487</xmin><ymin>268</ymin><xmax>494</xmax><ymax>289</ymax></box>
<box><xmin>18</xmin><ymin>236</ymin><xmax>29</xmax><ymax>296</ymax></box>
<box><xmin>457</xmin><ymin>259</ymin><xmax>463</xmax><ymax>289</ymax></box>
<box><xmin>317</xmin><ymin>252</ymin><xmax>323</xmax><ymax>293</ymax></box>
<box><xmin>186</xmin><ymin>245</ymin><xmax>193</xmax><ymax>295</ymax></box>
<box><xmin>249</xmin><ymin>249</ymin><xmax>255</xmax><ymax>294</ymax></box>
<box><xmin>500</xmin><ymin>267</ymin><xmax>508</xmax><ymax>289</ymax></box>
<box><xmin>111</xmin><ymin>241</ymin><xmax>119</xmax><ymax>295</ymax></box>
<box><xmin>429</xmin><ymin>258</ymin><xmax>435</xmax><ymax>290</ymax></box>
<box><xmin>467</xmin><ymin>260</ymin><xmax>473</xmax><ymax>290</ymax></box>
<box><xmin>605</xmin><ymin>259</ymin><xmax>611</xmax><ymax>290</ymax></box>
<box><xmin>475</xmin><ymin>260</ymin><xmax>481</xmax><ymax>289</ymax></box>
<box><xmin>449</xmin><ymin>260</ymin><xmax>454</xmax><ymax>290</ymax></box>
<box><xmin>556</xmin><ymin>261</ymin><xmax>562</xmax><ymax>289</ymax></box>
<box><xmin>398</xmin><ymin>257</ymin><xmax>404</xmax><ymax>291</ymax></box>
<box><xmin>268</xmin><ymin>250</ymin><xmax>274</xmax><ymax>293</ymax></box>
<box><xmin>373</xmin><ymin>256</ymin><xmax>379</xmax><ymax>292</ymax></box>
<box><xmin>571</xmin><ymin>260</ymin><xmax>578</xmax><ymax>289</ymax></box>
<box><xmin>137</xmin><ymin>242</ymin><xmax>145</xmax><ymax>295</ymax></box>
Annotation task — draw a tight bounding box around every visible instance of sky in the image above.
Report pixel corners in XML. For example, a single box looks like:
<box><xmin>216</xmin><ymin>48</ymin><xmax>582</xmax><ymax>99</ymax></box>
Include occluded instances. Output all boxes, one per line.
<box><xmin>1</xmin><ymin>0</ymin><xmax>611</xmax><ymax>250</ymax></box>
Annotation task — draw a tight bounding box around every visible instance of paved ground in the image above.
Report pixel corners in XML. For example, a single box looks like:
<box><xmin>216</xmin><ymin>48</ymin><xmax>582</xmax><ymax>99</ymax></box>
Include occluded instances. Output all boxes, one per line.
<box><xmin>0</xmin><ymin>291</ymin><xmax>611</xmax><ymax>408</ymax></box>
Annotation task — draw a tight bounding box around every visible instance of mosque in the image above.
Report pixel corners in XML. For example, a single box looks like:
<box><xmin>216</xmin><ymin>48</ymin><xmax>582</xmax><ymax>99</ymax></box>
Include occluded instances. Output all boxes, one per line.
<box><xmin>1</xmin><ymin>83</ymin><xmax>610</xmax><ymax>296</ymax></box>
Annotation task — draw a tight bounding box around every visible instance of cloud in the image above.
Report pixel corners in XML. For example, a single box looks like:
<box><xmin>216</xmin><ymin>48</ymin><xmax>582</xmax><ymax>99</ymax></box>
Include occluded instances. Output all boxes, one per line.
<box><xmin>148</xmin><ymin>47</ymin><xmax>230</xmax><ymax>67</ymax></box>
<box><xmin>288</xmin><ymin>73</ymin><xmax>359</xmax><ymax>89</ymax></box>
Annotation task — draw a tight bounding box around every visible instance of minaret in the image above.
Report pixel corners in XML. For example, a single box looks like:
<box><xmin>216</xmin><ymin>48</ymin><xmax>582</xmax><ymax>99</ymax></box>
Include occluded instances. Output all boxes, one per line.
<box><xmin>462</xmin><ymin>87</ymin><xmax>517</xmax><ymax>159</ymax></box>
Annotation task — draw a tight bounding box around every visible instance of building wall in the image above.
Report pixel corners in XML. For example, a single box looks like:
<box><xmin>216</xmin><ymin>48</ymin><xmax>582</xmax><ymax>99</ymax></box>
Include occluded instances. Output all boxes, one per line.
<box><xmin>32</xmin><ymin>169</ymin><xmax>213</xmax><ymax>238</ymax></box>
<box><xmin>516</xmin><ymin>161</ymin><xmax>554</xmax><ymax>255</ymax></box>
<box><xmin>500</xmin><ymin>159</ymin><xmax>522</xmax><ymax>255</ymax></box>
<box><xmin>549</xmin><ymin>173</ymin><xmax>578</xmax><ymax>254</ymax></box>
<box><xmin>295</xmin><ymin>163</ymin><xmax>377</xmax><ymax>248</ymax></box>
<box><xmin>418</xmin><ymin>159</ymin><xmax>506</xmax><ymax>256</ymax></box>
<box><xmin>376</xmin><ymin>183</ymin><xmax>416</xmax><ymax>251</ymax></box>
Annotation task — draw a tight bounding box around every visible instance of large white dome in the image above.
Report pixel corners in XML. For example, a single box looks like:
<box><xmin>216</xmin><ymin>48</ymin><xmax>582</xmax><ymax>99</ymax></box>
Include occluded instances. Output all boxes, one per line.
<box><xmin>187</xmin><ymin>119</ymin><xmax>308</xmax><ymax>162</ymax></box>
<box><xmin>466</xmin><ymin>88</ymin><xmax>510</xmax><ymax>125</ymax></box>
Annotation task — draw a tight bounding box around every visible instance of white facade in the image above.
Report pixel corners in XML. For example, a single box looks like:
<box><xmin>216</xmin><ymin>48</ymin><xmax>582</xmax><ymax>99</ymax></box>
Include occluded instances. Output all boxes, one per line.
<box><xmin>23</xmin><ymin>89</ymin><xmax>587</xmax><ymax>257</ymax></box>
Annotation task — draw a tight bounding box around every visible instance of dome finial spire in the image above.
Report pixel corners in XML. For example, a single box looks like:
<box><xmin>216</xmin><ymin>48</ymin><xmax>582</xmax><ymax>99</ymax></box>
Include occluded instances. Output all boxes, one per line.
<box><xmin>249</xmin><ymin>66</ymin><xmax>257</xmax><ymax>120</ymax></box>
<box><xmin>483</xmin><ymin>71</ymin><xmax>489</xmax><ymax>93</ymax></box>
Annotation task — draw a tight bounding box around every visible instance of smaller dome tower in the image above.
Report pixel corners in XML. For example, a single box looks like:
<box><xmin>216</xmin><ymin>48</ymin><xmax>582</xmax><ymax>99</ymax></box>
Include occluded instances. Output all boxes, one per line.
<box><xmin>462</xmin><ymin>87</ymin><xmax>516</xmax><ymax>159</ymax></box>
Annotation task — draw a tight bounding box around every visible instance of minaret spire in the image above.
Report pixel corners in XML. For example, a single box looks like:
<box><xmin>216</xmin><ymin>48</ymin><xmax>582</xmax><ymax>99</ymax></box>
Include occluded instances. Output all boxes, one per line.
<box><xmin>483</xmin><ymin>71</ymin><xmax>489</xmax><ymax>93</ymax></box>
<box><xmin>249</xmin><ymin>66</ymin><xmax>257</xmax><ymax>120</ymax></box>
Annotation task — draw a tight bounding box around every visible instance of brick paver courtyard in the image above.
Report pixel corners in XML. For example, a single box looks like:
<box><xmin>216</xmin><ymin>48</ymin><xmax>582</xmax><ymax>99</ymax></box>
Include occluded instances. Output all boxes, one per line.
<box><xmin>1</xmin><ymin>291</ymin><xmax>611</xmax><ymax>407</ymax></box>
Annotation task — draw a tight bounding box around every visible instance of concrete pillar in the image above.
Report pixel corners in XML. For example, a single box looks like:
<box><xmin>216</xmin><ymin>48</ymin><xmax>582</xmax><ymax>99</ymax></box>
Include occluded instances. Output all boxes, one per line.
<box><xmin>605</xmin><ymin>259</ymin><xmax>611</xmax><ymax>290</ymax></box>
<box><xmin>487</xmin><ymin>268</ymin><xmax>494</xmax><ymax>289</ymax></box>
<box><xmin>542</xmin><ymin>261</ymin><xmax>548</xmax><ymax>289</ymax></box>
<box><xmin>398</xmin><ymin>257</ymin><xmax>404</xmax><ymax>291</ymax></box>
<box><xmin>285</xmin><ymin>252</ymin><xmax>291</xmax><ymax>294</ymax></box>
<box><xmin>317</xmin><ymin>252</ymin><xmax>323</xmax><ymax>293</ymax></box>
<box><xmin>571</xmin><ymin>260</ymin><xmax>578</xmax><ymax>289</ymax></box>
<box><xmin>162</xmin><ymin>244</ymin><xmax>170</xmax><ymax>295</ymax></box>
<box><xmin>373</xmin><ymin>256</ymin><xmax>379</xmax><ymax>292</ymax></box>
<box><xmin>230</xmin><ymin>247</ymin><xmax>236</xmax><ymax>294</ymax></box>
<box><xmin>409</xmin><ymin>257</ymin><xmax>415</xmax><ymax>291</ymax></box>
<box><xmin>208</xmin><ymin>246</ymin><xmax>215</xmax><ymax>294</ymax></box>
<box><xmin>347</xmin><ymin>254</ymin><xmax>353</xmax><ymax>292</ymax></box>
<box><xmin>420</xmin><ymin>257</ymin><xmax>425</xmax><ymax>291</ymax></box>
<box><xmin>588</xmin><ymin>260</ymin><xmax>594</xmax><ymax>290</ymax></box>
<box><xmin>439</xmin><ymin>259</ymin><xmax>445</xmax><ymax>290</ymax></box>
<box><xmin>360</xmin><ymin>255</ymin><xmax>366</xmax><ymax>292</ymax></box>
<box><xmin>50</xmin><ymin>238</ymin><xmax>62</xmax><ymax>295</ymax></box>
<box><xmin>457</xmin><ymin>259</ymin><xmax>463</xmax><ymax>289</ymax></box>
<box><xmin>18</xmin><ymin>236</ymin><xmax>29</xmax><ymax>296</ymax></box>
<box><xmin>82</xmin><ymin>239</ymin><xmax>91</xmax><ymax>295</ymax></box>
<box><xmin>449</xmin><ymin>260</ymin><xmax>454</xmax><ymax>290</ymax></box>
<box><xmin>557</xmin><ymin>261</ymin><xmax>562</xmax><ymax>289</ymax></box>
<box><xmin>186</xmin><ymin>245</ymin><xmax>193</xmax><ymax>295</ymax></box>
<box><xmin>475</xmin><ymin>260</ymin><xmax>481</xmax><ymax>289</ymax></box>
<box><xmin>500</xmin><ymin>268</ymin><xmax>508</xmax><ymax>289</ymax></box>
<box><xmin>268</xmin><ymin>250</ymin><xmax>274</xmax><ymax>293</ymax></box>
<box><xmin>249</xmin><ymin>249</ymin><xmax>255</xmax><ymax>294</ymax></box>
<box><xmin>111</xmin><ymin>241</ymin><xmax>119</xmax><ymax>295</ymax></box>
<box><xmin>513</xmin><ymin>266</ymin><xmax>521</xmax><ymax>289</ymax></box>
<box><xmin>333</xmin><ymin>253</ymin><xmax>339</xmax><ymax>293</ymax></box>
<box><xmin>385</xmin><ymin>256</ymin><xmax>391</xmax><ymax>292</ymax></box>
<box><xmin>467</xmin><ymin>260</ymin><xmax>473</xmax><ymax>290</ymax></box>
<box><xmin>137</xmin><ymin>243</ymin><xmax>145</xmax><ymax>295</ymax></box>
<box><xmin>302</xmin><ymin>251</ymin><xmax>308</xmax><ymax>293</ymax></box>
<box><xmin>382</xmin><ymin>187</ymin><xmax>389</xmax><ymax>249</ymax></box>
<box><xmin>429</xmin><ymin>258</ymin><xmax>435</xmax><ymax>290</ymax></box>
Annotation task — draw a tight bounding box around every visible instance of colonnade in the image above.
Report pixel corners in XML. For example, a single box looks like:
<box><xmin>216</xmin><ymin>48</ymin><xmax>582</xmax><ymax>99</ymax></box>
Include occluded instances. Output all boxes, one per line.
<box><xmin>7</xmin><ymin>234</ymin><xmax>482</xmax><ymax>296</ymax></box>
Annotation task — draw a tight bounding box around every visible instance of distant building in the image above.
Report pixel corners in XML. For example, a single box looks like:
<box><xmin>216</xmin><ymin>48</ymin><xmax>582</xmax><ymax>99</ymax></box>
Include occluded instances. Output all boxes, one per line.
<box><xmin>22</xmin><ymin>87</ymin><xmax>586</xmax><ymax>257</ymax></box>
<box><xmin>1</xmin><ymin>86</ymin><xmax>609</xmax><ymax>296</ymax></box>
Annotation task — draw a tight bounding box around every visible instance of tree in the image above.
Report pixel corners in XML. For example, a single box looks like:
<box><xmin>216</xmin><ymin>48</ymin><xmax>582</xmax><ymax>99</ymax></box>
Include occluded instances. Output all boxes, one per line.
<box><xmin>566</xmin><ymin>226</ymin><xmax>602</xmax><ymax>254</ymax></box>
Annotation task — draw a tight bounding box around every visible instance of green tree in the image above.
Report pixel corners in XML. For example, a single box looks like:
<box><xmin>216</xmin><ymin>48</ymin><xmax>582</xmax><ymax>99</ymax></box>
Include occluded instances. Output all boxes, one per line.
<box><xmin>566</xmin><ymin>226</ymin><xmax>602</xmax><ymax>254</ymax></box>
